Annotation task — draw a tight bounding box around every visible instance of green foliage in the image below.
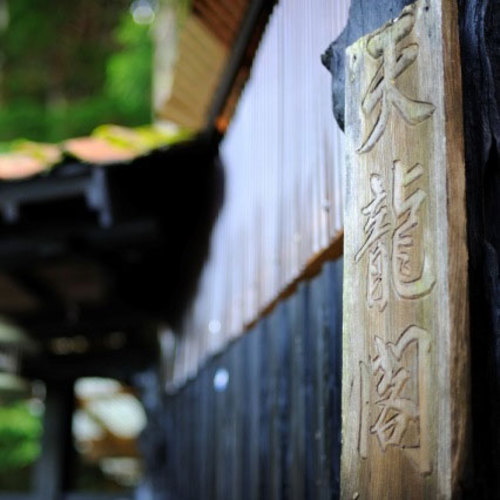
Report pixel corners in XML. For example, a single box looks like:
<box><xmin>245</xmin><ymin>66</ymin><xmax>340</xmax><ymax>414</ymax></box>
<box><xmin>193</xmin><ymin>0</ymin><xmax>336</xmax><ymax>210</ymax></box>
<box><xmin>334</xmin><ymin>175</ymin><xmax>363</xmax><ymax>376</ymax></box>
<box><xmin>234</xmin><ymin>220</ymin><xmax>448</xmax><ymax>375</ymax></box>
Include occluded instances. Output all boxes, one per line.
<box><xmin>0</xmin><ymin>402</ymin><xmax>42</xmax><ymax>471</ymax></box>
<box><xmin>168</xmin><ymin>0</ymin><xmax>192</xmax><ymax>26</ymax></box>
<box><xmin>0</xmin><ymin>0</ymin><xmax>153</xmax><ymax>143</ymax></box>
<box><xmin>105</xmin><ymin>13</ymin><xmax>153</xmax><ymax>124</ymax></box>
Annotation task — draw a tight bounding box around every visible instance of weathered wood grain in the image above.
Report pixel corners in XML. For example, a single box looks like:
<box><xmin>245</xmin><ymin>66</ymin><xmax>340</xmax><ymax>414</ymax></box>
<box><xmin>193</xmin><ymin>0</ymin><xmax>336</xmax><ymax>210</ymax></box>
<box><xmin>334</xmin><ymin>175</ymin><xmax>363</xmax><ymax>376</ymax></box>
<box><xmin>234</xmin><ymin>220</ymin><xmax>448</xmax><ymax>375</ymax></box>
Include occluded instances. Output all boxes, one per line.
<box><xmin>342</xmin><ymin>1</ymin><xmax>469</xmax><ymax>497</ymax></box>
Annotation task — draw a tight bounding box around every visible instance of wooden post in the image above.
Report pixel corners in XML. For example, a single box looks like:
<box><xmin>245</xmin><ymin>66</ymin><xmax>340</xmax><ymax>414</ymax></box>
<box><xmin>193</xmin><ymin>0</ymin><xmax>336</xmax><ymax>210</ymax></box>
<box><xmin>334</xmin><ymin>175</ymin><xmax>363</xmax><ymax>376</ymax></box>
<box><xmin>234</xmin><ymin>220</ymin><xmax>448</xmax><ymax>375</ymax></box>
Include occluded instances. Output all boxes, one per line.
<box><xmin>342</xmin><ymin>0</ymin><xmax>468</xmax><ymax>497</ymax></box>
<box><xmin>33</xmin><ymin>381</ymin><xmax>75</xmax><ymax>500</ymax></box>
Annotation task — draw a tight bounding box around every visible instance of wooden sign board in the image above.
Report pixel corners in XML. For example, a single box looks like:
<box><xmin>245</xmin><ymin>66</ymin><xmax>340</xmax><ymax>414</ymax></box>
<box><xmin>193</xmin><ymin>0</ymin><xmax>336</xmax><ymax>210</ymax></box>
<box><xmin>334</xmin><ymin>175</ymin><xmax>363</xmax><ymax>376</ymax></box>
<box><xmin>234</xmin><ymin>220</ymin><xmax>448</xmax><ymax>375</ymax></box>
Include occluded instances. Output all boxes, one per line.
<box><xmin>342</xmin><ymin>0</ymin><xmax>468</xmax><ymax>497</ymax></box>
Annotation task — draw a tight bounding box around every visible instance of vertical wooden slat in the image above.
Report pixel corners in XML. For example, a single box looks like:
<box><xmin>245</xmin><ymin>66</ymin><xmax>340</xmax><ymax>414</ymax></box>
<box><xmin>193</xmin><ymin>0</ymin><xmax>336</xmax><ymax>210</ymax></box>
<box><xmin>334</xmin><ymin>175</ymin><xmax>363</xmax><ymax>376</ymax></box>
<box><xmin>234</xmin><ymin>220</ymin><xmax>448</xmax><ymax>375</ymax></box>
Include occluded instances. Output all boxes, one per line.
<box><xmin>276</xmin><ymin>303</ymin><xmax>291</xmax><ymax>500</ymax></box>
<box><xmin>288</xmin><ymin>285</ymin><xmax>306</xmax><ymax>500</ymax></box>
<box><xmin>268</xmin><ymin>309</ymin><xmax>281</xmax><ymax>500</ymax></box>
<box><xmin>171</xmin><ymin>392</ymin><xmax>180</xmax><ymax>498</ymax></box>
<box><xmin>222</xmin><ymin>350</ymin><xmax>235</xmax><ymax>500</ymax></box>
<box><xmin>257</xmin><ymin>321</ymin><xmax>270</xmax><ymax>500</ymax></box>
<box><xmin>325</xmin><ymin>260</ymin><xmax>343</xmax><ymax>497</ymax></box>
<box><xmin>302</xmin><ymin>282</ymin><xmax>316</xmax><ymax>500</ymax></box>
<box><xmin>230</xmin><ymin>341</ymin><xmax>244</xmax><ymax>500</ymax></box>
<box><xmin>239</xmin><ymin>333</ymin><xmax>252</xmax><ymax>500</ymax></box>
<box><xmin>162</xmin><ymin>259</ymin><xmax>345</xmax><ymax>500</ymax></box>
<box><xmin>247</xmin><ymin>327</ymin><xmax>261</xmax><ymax>500</ymax></box>
<box><xmin>310</xmin><ymin>272</ymin><xmax>331</xmax><ymax>500</ymax></box>
<box><xmin>214</xmin><ymin>355</ymin><xmax>228</xmax><ymax>500</ymax></box>
<box><xmin>268</xmin><ymin>303</ymin><xmax>289</xmax><ymax>499</ymax></box>
<box><xmin>198</xmin><ymin>366</ymin><xmax>210</xmax><ymax>498</ymax></box>
<box><xmin>189</xmin><ymin>382</ymin><xmax>199</xmax><ymax>500</ymax></box>
<box><xmin>206</xmin><ymin>362</ymin><xmax>217</xmax><ymax>500</ymax></box>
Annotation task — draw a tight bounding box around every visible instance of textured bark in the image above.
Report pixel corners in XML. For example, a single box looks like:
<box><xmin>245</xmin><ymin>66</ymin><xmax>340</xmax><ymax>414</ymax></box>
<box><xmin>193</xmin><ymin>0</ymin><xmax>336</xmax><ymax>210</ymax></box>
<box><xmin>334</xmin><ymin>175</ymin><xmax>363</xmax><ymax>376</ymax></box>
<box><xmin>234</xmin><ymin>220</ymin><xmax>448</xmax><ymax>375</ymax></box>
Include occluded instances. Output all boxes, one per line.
<box><xmin>459</xmin><ymin>0</ymin><xmax>500</xmax><ymax>497</ymax></box>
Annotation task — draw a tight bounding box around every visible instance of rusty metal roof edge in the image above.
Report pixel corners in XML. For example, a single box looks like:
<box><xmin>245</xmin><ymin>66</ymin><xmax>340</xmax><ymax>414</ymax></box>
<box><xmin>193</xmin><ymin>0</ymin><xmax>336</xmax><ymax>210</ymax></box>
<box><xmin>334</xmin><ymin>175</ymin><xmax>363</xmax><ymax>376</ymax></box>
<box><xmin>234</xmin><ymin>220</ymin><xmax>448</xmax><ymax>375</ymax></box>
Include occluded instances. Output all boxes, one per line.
<box><xmin>205</xmin><ymin>0</ymin><xmax>277</xmax><ymax>138</ymax></box>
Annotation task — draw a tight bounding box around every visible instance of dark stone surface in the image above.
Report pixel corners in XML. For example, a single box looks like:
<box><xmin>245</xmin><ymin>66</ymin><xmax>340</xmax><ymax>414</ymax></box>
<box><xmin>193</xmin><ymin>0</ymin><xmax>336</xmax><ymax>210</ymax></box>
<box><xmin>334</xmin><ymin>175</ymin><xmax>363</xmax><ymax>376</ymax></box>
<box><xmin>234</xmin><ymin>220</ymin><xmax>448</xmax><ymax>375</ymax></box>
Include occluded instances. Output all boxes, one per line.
<box><xmin>321</xmin><ymin>0</ymin><xmax>413</xmax><ymax>130</ymax></box>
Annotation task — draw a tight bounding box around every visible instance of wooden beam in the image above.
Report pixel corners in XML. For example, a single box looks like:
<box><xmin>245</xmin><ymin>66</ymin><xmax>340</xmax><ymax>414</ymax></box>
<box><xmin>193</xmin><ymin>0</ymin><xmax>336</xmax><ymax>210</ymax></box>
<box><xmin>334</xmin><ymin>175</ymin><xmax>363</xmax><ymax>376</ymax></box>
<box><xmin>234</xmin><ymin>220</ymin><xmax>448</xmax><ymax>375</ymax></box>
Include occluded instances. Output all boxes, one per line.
<box><xmin>342</xmin><ymin>1</ymin><xmax>468</xmax><ymax>497</ymax></box>
<box><xmin>244</xmin><ymin>230</ymin><xmax>343</xmax><ymax>330</ymax></box>
<box><xmin>64</xmin><ymin>495</ymin><xmax>132</xmax><ymax>500</ymax></box>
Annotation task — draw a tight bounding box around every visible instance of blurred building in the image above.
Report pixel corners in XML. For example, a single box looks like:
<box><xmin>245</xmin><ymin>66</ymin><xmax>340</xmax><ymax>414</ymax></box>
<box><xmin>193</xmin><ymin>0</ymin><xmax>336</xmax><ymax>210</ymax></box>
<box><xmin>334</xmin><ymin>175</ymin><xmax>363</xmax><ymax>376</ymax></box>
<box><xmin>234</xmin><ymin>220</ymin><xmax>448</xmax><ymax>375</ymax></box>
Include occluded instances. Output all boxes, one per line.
<box><xmin>0</xmin><ymin>0</ymin><xmax>498</xmax><ymax>498</ymax></box>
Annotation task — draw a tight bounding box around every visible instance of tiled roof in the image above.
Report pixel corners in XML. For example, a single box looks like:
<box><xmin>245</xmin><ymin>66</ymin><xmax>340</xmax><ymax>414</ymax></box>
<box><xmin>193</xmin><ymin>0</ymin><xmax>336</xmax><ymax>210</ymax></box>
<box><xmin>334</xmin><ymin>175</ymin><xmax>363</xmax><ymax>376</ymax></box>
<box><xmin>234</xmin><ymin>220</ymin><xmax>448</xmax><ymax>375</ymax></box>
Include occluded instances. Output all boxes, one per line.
<box><xmin>0</xmin><ymin>124</ymin><xmax>191</xmax><ymax>181</ymax></box>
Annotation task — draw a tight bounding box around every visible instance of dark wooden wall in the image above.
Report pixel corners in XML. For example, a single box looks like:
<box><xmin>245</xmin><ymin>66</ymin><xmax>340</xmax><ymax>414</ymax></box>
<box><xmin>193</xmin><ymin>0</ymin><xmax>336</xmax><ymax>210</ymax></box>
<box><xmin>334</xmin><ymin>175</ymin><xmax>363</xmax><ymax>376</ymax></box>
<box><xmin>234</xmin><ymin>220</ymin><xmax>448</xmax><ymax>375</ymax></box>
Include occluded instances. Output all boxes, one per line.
<box><xmin>152</xmin><ymin>259</ymin><xmax>343</xmax><ymax>500</ymax></box>
<box><xmin>459</xmin><ymin>0</ymin><xmax>500</xmax><ymax>496</ymax></box>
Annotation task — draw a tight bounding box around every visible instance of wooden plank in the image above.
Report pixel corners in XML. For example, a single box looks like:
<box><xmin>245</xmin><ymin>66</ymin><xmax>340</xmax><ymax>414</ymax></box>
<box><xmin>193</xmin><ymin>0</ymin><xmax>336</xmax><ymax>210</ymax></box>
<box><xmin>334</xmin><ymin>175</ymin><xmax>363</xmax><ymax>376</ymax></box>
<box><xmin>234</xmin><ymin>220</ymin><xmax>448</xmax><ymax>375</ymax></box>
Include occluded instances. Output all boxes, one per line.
<box><xmin>163</xmin><ymin>393</ymin><xmax>176</xmax><ymax>498</ymax></box>
<box><xmin>268</xmin><ymin>304</ymin><xmax>288</xmax><ymax>500</ymax></box>
<box><xmin>225</xmin><ymin>346</ymin><xmax>239</xmax><ymax>500</ymax></box>
<box><xmin>342</xmin><ymin>1</ymin><xmax>468</xmax><ymax>498</ymax></box>
<box><xmin>204</xmin><ymin>363</ymin><xmax>217</xmax><ymax>500</ymax></box>
<box><xmin>325</xmin><ymin>260</ymin><xmax>343</xmax><ymax>497</ymax></box>
<box><xmin>288</xmin><ymin>285</ymin><xmax>306</xmax><ymax>500</ymax></box>
<box><xmin>244</xmin><ymin>231</ymin><xmax>344</xmax><ymax>331</ymax></box>
<box><xmin>197</xmin><ymin>367</ymin><xmax>210</xmax><ymax>498</ymax></box>
<box><xmin>275</xmin><ymin>303</ymin><xmax>291</xmax><ymax>500</ymax></box>
<box><xmin>214</xmin><ymin>356</ymin><xmax>228</xmax><ymax>500</ymax></box>
<box><xmin>230</xmin><ymin>341</ymin><xmax>244</xmax><ymax>500</ymax></box>
<box><xmin>302</xmin><ymin>282</ymin><xmax>316</xmax><ymax>500</ymax></box>
<box><xmin>239</xmin><ymin>333</ymin><xmax>253</xmax><ymax>500</ymax></box>
<box><xmin>186</xmin><ymin>383</ymin><xmax>197</xmax><ymax>500</ymax></box>
<box><xmin>257</xmin><ymin>321</ymin><xmax>271</xmax><ymax>500</ymax></box>
<box><xmin>178</xmin><ymin>389</ymin><xmax>189</xmax><ymax>498</ymax></box>
<box><xmin>247</xmin><ymin>327</ymin><xmax>261</xmax><ymax>500</ymax></box>
<box><xmin>304</xmin><ymin>265</ymin><xmax>343</xmax><ymax>499</ymax></box>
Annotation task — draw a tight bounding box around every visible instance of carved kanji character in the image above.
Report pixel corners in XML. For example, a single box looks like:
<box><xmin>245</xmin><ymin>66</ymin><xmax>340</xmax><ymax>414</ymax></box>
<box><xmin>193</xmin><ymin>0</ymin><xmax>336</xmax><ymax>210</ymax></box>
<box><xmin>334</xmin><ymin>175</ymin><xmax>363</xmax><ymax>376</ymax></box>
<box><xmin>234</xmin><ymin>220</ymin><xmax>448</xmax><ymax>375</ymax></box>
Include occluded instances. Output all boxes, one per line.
<box><xmin>358</xmin><ymin>325</ymin><xmax>432</xmax><ymax>475</ymax></box>
<box><xmin>367</xmin><ymin>241</ymin><xmax>389</xmax><ymax>312</ymax></box>
<box><xmin>355</xmin><ymin>174</ymin><xmax>390</xmax><ymax>262</ymax></box>
<box><xmin>358</xmin><ymin>10</ymin><xmax>435</xmax><ymax>154</ymax></box>
<box><xmin>392</xmin><ymin>160</ymin><xmax>435</xmax><ymax>299</ymax></box>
